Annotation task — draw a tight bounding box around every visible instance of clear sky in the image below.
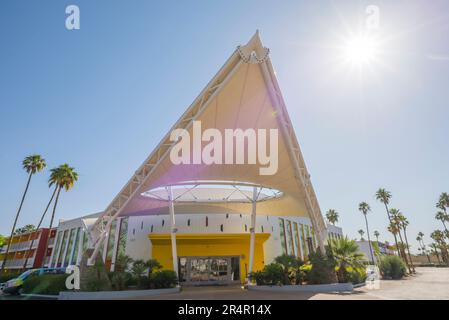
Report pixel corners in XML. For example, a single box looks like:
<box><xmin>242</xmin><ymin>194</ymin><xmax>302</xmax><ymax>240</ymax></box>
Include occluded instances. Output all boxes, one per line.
<box><xmin>0</xmin><ymin>1</ymin><xmax>448</xmax><ymax>252</ymax></box>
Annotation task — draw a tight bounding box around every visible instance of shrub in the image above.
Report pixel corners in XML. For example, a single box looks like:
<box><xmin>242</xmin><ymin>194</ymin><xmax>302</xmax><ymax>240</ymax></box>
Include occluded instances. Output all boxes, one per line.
<box><xmin>379</xmin><ymin>255</ymin><xmax>407</xmax><ymax>279</ymax></box>
<box><xmin>249</xmin><ymin>271</ymin><xmax>268</xmax><ymax>285</ymax></box>
<box><xmin>22</xmin><ymin>274</ymin><xmax>68</xmax><ymax>295</ymax></box>
<box><xmin>344</xmin><ymin>267</ymin><xmax>367</xmax><ymax>284</ymax></box>
<box><xmin>0</xmin><ymin>272</ymin><xmax>20</xmax><ymax>283</ymax></box>
<box><xmin>250</xmin><ymin>263</ymin><xmax>284</xmax><ymax>286</ymax></box>
<box><xmin>111</xmin><ymin>272</ymin><xmax>132</xmax><ymax>291</ymax></box>
<box><xmin>150</xmin><ymin>270</ymin><xmax>178</xmax><ymax>289</ymax></box>
<box><xmin>307</xmin><ymin>251</ymin><xmax>337</xmax><ymax>284</ymax></box>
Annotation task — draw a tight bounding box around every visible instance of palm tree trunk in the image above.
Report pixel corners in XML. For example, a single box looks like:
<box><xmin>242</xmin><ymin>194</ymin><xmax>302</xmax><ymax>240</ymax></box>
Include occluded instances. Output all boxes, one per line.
<box><xmin>396</xmin><ymin>229</ymin><xmax>412</xmax><ymax>273</ymax></box>
<box><xmin>364</xmin><ymin>215</ymin><xmax>375</xmax><ymax>263</ymax></box>
<box><xmin>1</xmin><ymin>172</ymin><xmax>33</xmax><ymax>272</ymax></box>
<box><xmin>384</xmin><ymin>203</ymin><xmax>400</xmax><ymax>256</ymax></box>
<box><xmin>421</xmin><ymin>240</ymin><xmax>431</xmax><ymax>264</ymax></box>
<box><xmin>402</xmin><ymin>227</ymin><xmax>415</xmax><ymax>272</ymax></box>
<box><xmin>21</xmin><ymin>186</ymin><xmax>57</xmax><ymax>271</ymax></box>
<box><xmin>41</xmin><ymin>186</ymin><xmax>62</xmax><ymax>268</ymax></box>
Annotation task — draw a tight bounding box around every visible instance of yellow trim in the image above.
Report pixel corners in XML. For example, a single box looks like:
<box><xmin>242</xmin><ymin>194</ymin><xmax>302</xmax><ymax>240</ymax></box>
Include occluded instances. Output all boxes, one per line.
<box><xmin>148</xmin><ymin>233</ymin><xmax>270</xmax><ymax>283</ymax></box>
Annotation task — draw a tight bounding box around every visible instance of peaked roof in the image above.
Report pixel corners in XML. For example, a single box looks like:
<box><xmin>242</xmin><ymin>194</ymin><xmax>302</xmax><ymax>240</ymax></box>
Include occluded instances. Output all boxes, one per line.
<box><xmin>89</xmin><ymin>31</ymin><xmax>327</xmax><ymax>251</ymax></box>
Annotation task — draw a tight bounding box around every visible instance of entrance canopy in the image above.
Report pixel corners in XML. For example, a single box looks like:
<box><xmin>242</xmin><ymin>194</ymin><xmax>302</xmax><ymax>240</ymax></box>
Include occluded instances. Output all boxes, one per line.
<box><xmin>88</xmin><ymin>31</ymin><xmax>327</xmax><ymax>262</ymax></box>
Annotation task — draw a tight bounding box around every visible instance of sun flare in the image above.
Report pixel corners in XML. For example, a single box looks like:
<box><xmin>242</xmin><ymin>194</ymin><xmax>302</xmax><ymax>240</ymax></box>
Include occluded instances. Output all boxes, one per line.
<box><xmin>340</xmin><ymin>34</ymin><xmax>380</xmax><ymax>67</ymax></box>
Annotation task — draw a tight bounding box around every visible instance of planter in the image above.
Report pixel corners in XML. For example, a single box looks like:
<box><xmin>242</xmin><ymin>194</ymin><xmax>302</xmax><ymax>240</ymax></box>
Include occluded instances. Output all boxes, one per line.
<box><xmin>247</xmin><ymin>283</ymin><xmax>354</xmax><ymax>293</ymax></box>
<box><xmin>58</xmin><ymin>286</ymin><xmax>180</xmax><ymax>300</ymax></box>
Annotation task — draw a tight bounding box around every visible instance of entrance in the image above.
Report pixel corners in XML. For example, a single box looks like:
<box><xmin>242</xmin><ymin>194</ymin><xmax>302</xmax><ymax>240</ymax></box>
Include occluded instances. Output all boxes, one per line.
<box><xmin>179</xmin><ymin>256</ymin><xmax>240</xmax><ymax>285</ymax></box>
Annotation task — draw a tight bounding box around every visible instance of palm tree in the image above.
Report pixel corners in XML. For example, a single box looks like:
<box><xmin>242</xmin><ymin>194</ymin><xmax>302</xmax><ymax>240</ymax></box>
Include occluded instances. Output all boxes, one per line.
<box><xmin>131</xmin><ymin>259</ymin><xmax>148</xmax><ymax>288</ymax></box>
<box><xmin>435</xmin><ymin>211</ymin><xmax>449</xmax><ymax>233</ymax></box>
<box><xmin>390</xmin><ymin>209</ymin><xmax>409</xmax><ymax>264</ymax></box>
<box><xmin>358</xmin><ymin>229</ymin><xmax>365</xmax><ymax>241</ymax></box>
<box><xmin>429</xmin><ymin>243</ymin><xmax>441</xmax><ymax>264</ymax></box>
<box><xmin>40</xmin><ymin>164</ymin><xmax>78</xmax><ymax>267</ymax></box>
<box><xmin>145</xmin><ymin>259</ymin><xmax>162</xmax><ymax>277</ymax></box>
<box><xmin>1</xmin><ymin>155</ymin><xmax>46</xmax><ymax>272</ymax></box>
<box><xmin>325</xmin><ymin>209</ymin><xmax>339</xmax><ymax>226</ymax></box>
<box><xmin>417</xmin><ymin>232</ymin><xmax>431</xmax><ymax>264</ymax></box>
<box><xmin>430</xmin><ymin>230</ymin><xmax>449</xmax><ymax>265</ymax></box>
<box><xmin>436</xmin><ymin>192</ymin><xmax>449</xmax><ymax>214</ymax></box>
<box><xmin>374</xmin><ymin>230</ymin><xmax>380</xmax><ymax>243</ymax></box>
<box><xmin>397</xmin><ymin>214</ymin><xmax>415</xmax><ymax>272</ymax></box>
<box><xmin>375</xmin><ymin>188</ymin><xmax>400</xmax><ymax>251</ymax></box>
<box><xmin>358</xmin><ymin>202</ymin><xmax>375</xmax><ymax>263</ymax></box>
<box><xmin>329</xmin><ymin>237</ymin><xmax>365</xmax><ymax>283</ymax></box>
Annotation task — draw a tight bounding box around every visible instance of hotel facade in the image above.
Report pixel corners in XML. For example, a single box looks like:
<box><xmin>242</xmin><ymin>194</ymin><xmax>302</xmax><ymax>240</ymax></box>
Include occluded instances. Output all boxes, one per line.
<box><xmin>28</xmin><ymin>32</ymin><xmax>342</xmax><ymax>285</ymax></box>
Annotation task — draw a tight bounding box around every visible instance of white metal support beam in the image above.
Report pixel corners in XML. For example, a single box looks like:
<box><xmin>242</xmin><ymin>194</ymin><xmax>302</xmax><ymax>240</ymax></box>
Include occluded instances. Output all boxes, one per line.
<box><xmin>248</xmin><ymin>186</ymin><xmax>257</xmax><ymax>282</ymax></box>
<box><xmin>168</xmin><ymin>186</ymin><xmax>178</xmax><ymax>277</ymax></box>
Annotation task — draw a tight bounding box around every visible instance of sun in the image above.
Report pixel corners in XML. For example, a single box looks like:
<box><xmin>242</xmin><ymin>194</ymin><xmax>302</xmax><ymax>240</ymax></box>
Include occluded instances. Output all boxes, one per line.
<box><xmin>340</xmin><ymin>34</ymin><xmax>380</xmax><ymax>68</ymax></box>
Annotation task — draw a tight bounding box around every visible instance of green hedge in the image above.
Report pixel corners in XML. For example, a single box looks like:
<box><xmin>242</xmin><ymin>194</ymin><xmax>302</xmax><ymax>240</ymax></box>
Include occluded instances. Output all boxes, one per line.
<box><xmin>22</xmin><ymin>274</ymin><xmax>68</xmax><ymax>295</ymax></box>
<box><xmin>0</xmin><ymin>272</ymin><xmax>21</xmax><ymax>283</ymax></box>
<box><xmin>379</xmin><ymin>255</ymin><xmax>407</xmax><ymax>279</ymax></box>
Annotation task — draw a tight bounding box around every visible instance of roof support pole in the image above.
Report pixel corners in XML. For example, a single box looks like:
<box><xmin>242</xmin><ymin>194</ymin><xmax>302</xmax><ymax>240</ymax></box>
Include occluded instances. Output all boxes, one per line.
<box><xmin>248</xmin><ymin>187</ymin><xmax>257</xmax><ymax>283</ymax></box>
<box><xmin>168</xmin><ymin>186</ymin><xmax>179</xmax><ymax>278</ymax></box>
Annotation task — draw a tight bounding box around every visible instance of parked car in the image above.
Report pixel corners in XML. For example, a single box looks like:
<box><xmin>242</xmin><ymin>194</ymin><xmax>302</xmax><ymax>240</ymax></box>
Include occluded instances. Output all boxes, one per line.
<box><xmin>2</xmin><ymin>268</ymin><xmax>66</xmax><ymax>295</ymax></box>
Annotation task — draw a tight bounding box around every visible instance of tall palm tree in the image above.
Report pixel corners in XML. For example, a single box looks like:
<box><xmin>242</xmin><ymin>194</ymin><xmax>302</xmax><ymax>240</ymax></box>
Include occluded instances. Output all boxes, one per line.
<box><xmin>397</xmin><ymin>214</ymin><xmax>415</xmax><ymax>272</ymax></box>
<box><xmin>358</xmin><ymin>202</ymin><xmax>375</xmax><ymax>263</ymax></box>
<box><xmin>435</xmin><ymin>211</ymin><xmax>449</xmax><ymax>233</ymax></box>
<box><xmin>40</xmin><ymin>164</ymin><xmax>78</xmax><ymax>267</ymax></box>
<box><xmin>374</xmin><ymin>230</ymin><xmax>380</xmax><ymax>243</ymax></box>
<box><xmin>430</xmin><ymin>230</ymin><xmax>449</xmax><ymax>266</ymax></box>
<box><xmin>1</xmin><ymin>155</ymin><xmax>46</xmax><ymax>272</ymax></box>
<box><xmin>417</xmin><ymin>232</ymin><xmax>431</xmax><ymax>264</ymax></box>
<box><xmin>325</xmin><ymin>209</ymin><xmax>339</xmax><ymax>226</ymax></box>
<box><xmin>436</xmin><ymin>192</ymin><xmax>449</xmax><ymax>214</ymax></box>
<box><xmin>375</xmin><ymin>188</ymin><xmax>401</xmax><ymax>256</ymax></box>
<box><xmin>429</xmin><ymin>243</ymin><xmax>441</xmax><ymax>264</ymax></box>
<box><xmin>358</xmin><ymin>229</ymin><xmax>365</xmax><ymax>241</ymax></box>
<box><xmin>390</xmin><ymin>208</ymin><xmax>409</xmax><ymax>264</ymax></box>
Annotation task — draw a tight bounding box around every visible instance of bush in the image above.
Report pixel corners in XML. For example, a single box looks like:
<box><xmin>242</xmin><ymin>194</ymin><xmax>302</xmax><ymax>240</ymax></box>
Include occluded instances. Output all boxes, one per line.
<box><xmin>307</xmin><ymin>251</ymin><xmax>337</xmax><ymax>284</ymax></box>
<box><xmin>111</xmin><ymin>272</ymin><xmax>132</xmax><ymax>291</ymax></box>
<box><xmin>250</xmin><ymin>263</ymin><xmax>284</xmax><ymax>286</ymax></box>
<box><xmin>344</xmin><ymin>267</ymin><xmax>367</xmax><ymax>284</ymax></box>
<box><xmin>0</xmin><ymin>272</ymin><xmax>20</xmax><ymax>283</ymax></box>
<box><xmin>22</xmin><ymin>274</ymin><xmax>68</xmax><ymax>295</ymax></box>
<box><xmin>379</xmin><ymin>255</ymin><xmax>407</xmax><ymax>279</ymax></box>
<box><xmin>150</xmin><ymin>270</ymin><xmax>178</xmax><ymax>289</ymax></box>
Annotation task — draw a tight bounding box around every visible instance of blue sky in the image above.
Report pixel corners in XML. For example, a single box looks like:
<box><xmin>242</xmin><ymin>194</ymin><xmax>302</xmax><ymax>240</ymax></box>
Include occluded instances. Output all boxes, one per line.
<box><xmin>0</xmin><ymin>0</ymin><xmax>448</xmax><ymax>252</ymax></box>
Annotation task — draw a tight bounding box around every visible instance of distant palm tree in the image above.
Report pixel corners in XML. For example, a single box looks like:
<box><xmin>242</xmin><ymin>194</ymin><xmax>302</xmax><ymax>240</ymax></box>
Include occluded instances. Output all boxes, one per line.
<box><xmin>358</xmin><ymin>229</ymin><xmax>365</xmax><ymax>240</ymax></box>
<box><xmin>325</xmin><ymin>209</ymin><xmax>339</xmax><ymax>226</ymax></box>
<box><xmin>397</xmin><ymin>214</ymin><xmax>415</xmax><ymax>272</ymax></box>
<box><xmin>1</xmin><ymin>155</ymin><xmax>46</xmax><ymax>272</ymax></box>
<box><xmin>390</xmin><ymin>208</ymin><xmax>410</xmax><ymax>266</ymax></box>
<box><xmin>429</xmin><ymin>243</ymin><xmax>441</xmax><ymax>264</ymax></box>
<box><xmin>375</xmin><ymin>188</ymin><xmax>400</xmax><ymax>255</ymax></box>
<box><xmin>435</xmin><ymin>211</ymin><xmax>449</xmax><ymax>233</ymax></box>
<box><xmin>436</xmin><ymin>192</ymin><xmax>449</xmax><ymax>214</ymax></box>
<box><xmin>358</xmin><ymin>202</ymin><xmax>375</xmax><ymax>263</ymax></box>
<box><xmin>40</xmin><ymin>164</ymin><xmax>78</xmax><ymax>267</ymax></box>
<box><xmin>374</xmin><ymin>230</ymin><xmax>380</xmax><ymax>243</ymax></box>
<box><xmin>430</xmin><ymin>230</ymin><xmax>449</xmax><ymax>265</ymax></box>
<box><xmin>417</xmin><ymin>232</ymin><xmax>431</xmax><ymax>264</ymax></box>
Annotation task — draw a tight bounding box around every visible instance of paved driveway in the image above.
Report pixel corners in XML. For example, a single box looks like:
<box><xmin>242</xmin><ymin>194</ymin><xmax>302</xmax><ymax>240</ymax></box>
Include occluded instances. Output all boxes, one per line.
<box><xmin>135</xmin><ymin>267</ymin><xmax>449</xmax><ymax>300</ymax></box>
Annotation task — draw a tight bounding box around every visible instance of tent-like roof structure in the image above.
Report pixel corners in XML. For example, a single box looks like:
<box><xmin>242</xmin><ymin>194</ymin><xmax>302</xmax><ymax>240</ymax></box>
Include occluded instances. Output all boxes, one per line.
<box><xmin>88</xmin><ymin>31</ymin><xmax>327</xmax><ymax>262</ymax></box>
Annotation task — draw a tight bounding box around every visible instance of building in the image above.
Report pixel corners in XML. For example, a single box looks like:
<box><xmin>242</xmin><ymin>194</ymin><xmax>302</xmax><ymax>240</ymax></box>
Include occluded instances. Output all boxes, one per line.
<box><xmin>0</xmin><ymin>228</ymin><xmax>57</xmax><ymax>273</ymax></box>
<box><xmin>326</xmin><ymin>224</ymin><xmax>343</xmax><ymax>241</ymax></box>
<box><xmin>356</xmin><ymin>240</ymin><xmax>395</xmax><ymax>262</ymax></box>
<box><xmin>56</xmin><ymin>32</ymin><xmax>331</xmax><ymax>285</ymax></box>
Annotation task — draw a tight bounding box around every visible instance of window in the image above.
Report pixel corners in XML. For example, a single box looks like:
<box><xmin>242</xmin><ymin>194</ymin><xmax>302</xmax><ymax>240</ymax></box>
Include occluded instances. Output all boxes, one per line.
<box><xmin>115</xmin><ymin>217</ymin><xmax>128</xmax><ymax>259</ymax></box>
<box><xmin>187</xmin><ymin>219</ymin><xmax>190</xmax><ymax>226</ymax></box>
<box><xmin>286</xmin><ymin>220</ymin><xmax>295</xmax><ymax>256</ymax></box>
<box><xmin>150</xmin><ymin>225</ymin><xmax>154</xmax><ymax>232</ymax></box>
<box><xmin>64</xmin><ymin>228</ymin><xmax>76</xmax><ymax>267</ymax></box>
<box><xmin>293</xmin><ymin>222</ymin><xmax>301</xmax><ymax>258</ymax></box>
<box><xmin>106</xmin><ymin>219</ymin><xmax>117</xmax><ymax>262</ymax></box>
<box><xmin>261</xmin><ymin>225</ymin><xmax>264</xmax><ymax>233</ymax></box>
<box><xmin>300</xmin><ymin>224</ymin><xmax>308</xmax><ymax>257</ymax></box>
<box><xmin>245</xmin><ymin>224</ymin><xmax>247</xmax><ymax>232</ymax></box>
<box><xmin>226</xmin><ymin>214</ymin><xmax>229</xmax><ymax>219</ymax></box>
<box><xmin>162</xmin><ymin>219</ymin><xmax>165</xmax><ymax>227</ymax></box>
<box><xmin>71</xmin><ymin>228</ymin><xmax>81</xmax><ymax>265</ymax></box>
<box><xmin>206</xmin><ymin>216</ymin><xmax>209</xmax><ymax>227</ymax></box>
<box><xmin>279</xmin><ymin>218</ymin><xmax>287</xmax><ymax>255</ymax></box>
<box><xmin>141</xmin><ymin>221</ymin><xmax>144</xmax><ymax>230</ymax></box>
<box><xmin>220</xmin><ymin>224</ymin><xmax>223</xmax><ymax>232</ymax></box>
<box><xmin>57</xmin><ymin>230</ymin><xmax>69</xmax><ymax>267</ymax></box>
<box><xmin>50</xmin><ymin>231</ymin><xmax>63</xmax><ymax>267</ymax></box>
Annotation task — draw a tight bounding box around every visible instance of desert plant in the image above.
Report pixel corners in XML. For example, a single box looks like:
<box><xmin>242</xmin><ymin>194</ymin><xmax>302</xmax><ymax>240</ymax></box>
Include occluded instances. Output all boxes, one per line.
<box><xmin>329</xmin><ymin>237</ymin><xmax>365</xmax><ymax>283</ymax></box>
<box><xmin>379</xmin><ymin>255</ymin><xmax>407</xmax><ymax>279</ymax></box>
<box><xmin>22</xmin><ymin>274</ymin><xmax>68</xmax><ymax>295</ymax></box>
<box><xmin>274</xmin><ymin>254</ymin><xmax>297</xmax><ymax>285</ymax></box>
<box><xmin>150</xmin><ymin>270</ymin><xmax>178</xmax><ymax>289</ymax></box>
<box><xmin>307</xmin><ymin>250</ymin><xmax>337</xmax><ymax>284</ymax></box>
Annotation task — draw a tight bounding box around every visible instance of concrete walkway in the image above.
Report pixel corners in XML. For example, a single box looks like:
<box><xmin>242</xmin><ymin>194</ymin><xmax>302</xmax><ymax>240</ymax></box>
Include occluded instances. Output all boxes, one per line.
<box><xmin>135</xmin><ymin>267</ymin><xmax>449</xmax><ymax>300</ymax></box>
